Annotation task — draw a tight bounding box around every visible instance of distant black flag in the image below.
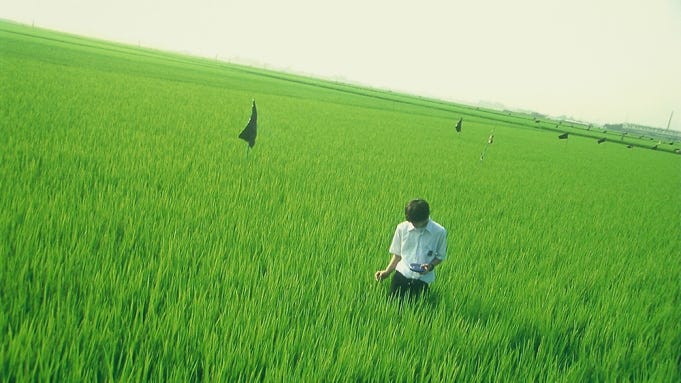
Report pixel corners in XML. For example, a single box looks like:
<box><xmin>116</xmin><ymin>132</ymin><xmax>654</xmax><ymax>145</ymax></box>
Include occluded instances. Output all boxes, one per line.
<box><xmin>455</xmin><ymin>118</ymin><xmax>462</xmax><ymax>133</ymax></box>
<box><xmin>597</xmin><ymin>138</ymin><xmax>606</xmax><ymax>144</ymax></box>
<box><xmin>239</xmin><ymin>100</ymin><xmax>257</xmax><ymax>148</ymax></box>
<box><xmin>558</xmin><ymin>133</ymin><xmax>568</xmax><ymax>139</ymax></box>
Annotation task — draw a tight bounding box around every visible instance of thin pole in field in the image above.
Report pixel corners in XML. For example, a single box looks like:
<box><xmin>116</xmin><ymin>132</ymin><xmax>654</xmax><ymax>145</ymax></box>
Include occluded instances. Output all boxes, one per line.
<box><xmin>666</xmin><ymin>111</ymin><xmax>674</xmax><ymax>131</ymax></box>
<box><xmin>480</xmin><ymin>128</ymin><xmax>495</xmax><ymax>162</ymax></box>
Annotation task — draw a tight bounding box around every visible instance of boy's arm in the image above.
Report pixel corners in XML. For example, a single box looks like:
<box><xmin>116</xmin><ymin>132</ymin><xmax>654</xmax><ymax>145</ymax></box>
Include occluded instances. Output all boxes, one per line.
<box><xmin>375</xmin><ymin>254</ymin><xmax>401</xmax><ymax>281</ymax></box>
<box><xmin>385</xmin><ymin>254</ymin><xmax>401</xmax><ymax>272</ymax></box>
<box><xmin>422</xmin><ymin>232</ymin><xmax>447</xmax><ymax>272</ymax></box>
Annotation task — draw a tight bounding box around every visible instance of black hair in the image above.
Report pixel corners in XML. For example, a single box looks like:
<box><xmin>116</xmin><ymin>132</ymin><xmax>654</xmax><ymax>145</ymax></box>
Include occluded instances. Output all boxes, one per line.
<box><xmin>405</xmin><ymin>199</ymin><xmax>430</xmax><ymax>223</ymax></box>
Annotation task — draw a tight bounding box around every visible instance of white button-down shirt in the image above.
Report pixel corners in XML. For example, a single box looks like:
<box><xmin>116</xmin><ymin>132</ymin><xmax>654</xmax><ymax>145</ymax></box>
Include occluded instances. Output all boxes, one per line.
<box><xmin>389</xmin><ymin>219</ymin><xmax>447</xmax><ymax>284</ymax></box>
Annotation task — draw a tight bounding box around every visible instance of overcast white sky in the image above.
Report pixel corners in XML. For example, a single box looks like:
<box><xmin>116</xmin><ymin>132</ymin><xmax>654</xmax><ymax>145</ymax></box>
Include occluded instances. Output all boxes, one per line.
<box><xmin>2</xmin><ymin>0</ymin><xmax>680</xmax><ymax>130</ymax></box>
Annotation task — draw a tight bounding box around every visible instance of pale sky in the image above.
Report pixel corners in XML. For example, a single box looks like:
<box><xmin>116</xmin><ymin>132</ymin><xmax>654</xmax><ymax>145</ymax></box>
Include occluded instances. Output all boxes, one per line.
<box><xmin>2</xmin><ymin>0</ymin><xmax>681</xmax><ymax>130</ymax></box>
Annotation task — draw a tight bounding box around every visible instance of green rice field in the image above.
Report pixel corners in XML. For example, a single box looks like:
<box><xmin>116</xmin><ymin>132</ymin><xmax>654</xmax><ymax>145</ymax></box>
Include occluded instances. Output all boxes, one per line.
<box><xmin>1</xmin><ymin>20</ymin><xmax>680</xmax><ymax>381</ymax></box>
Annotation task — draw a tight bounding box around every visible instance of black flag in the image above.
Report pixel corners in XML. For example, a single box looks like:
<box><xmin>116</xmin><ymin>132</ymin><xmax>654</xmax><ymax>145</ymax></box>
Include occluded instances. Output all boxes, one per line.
<box><xmin>239</xmin><ymin>100</ymin><xmax>257</xmax><ymax>148</ymax></box>
<box><xmin>455</xmin><ymin>118</ymin><xmax>462</xmax><ymax>133</ymax></box>
<box><xmin>558</xmin><ymin>133</ymin><xmax>568</xmax><ymax>139</ymax></box>
<box><xmin>597</xmin><ymin>138</ymin><xmax>606</xmax><ymax>144</ymax></box>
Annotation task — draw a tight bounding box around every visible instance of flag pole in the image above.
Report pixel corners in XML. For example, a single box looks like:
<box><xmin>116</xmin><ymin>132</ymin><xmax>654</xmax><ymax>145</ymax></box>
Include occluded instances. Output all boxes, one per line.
<box><xmin>480</xmin><ymin>128</ymin><xmax>495</xmax><ymax>162</ymax></box>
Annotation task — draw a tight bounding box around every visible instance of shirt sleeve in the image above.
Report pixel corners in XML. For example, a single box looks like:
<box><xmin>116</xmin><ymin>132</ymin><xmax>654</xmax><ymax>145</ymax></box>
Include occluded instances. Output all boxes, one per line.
<box><xmin>389</xmin><ymin>226</ymin><xmax>401</xmax><ymax>256</ymax></box>
<box><xmin>436</xmin><ymin>230</ymin><xmax>447</xmax><ymax>260</ymax></box>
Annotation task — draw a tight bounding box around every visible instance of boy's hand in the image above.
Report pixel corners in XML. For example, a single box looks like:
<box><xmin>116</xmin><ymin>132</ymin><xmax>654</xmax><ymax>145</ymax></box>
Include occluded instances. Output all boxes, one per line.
<box><xmin>420</xmin><ymin>263</ymin><xmax>434</xmax><ymax>274</ymax></box>
<box><xmin>375</xmin><ymin>270</ymin><xmax>390</xmax><ymax>281</ymax></box>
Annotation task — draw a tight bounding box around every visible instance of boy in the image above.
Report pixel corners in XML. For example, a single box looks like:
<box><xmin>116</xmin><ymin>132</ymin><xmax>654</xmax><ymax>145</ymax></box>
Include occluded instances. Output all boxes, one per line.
<box><xmin>375</xmin><ymin>199</ymin><xmax>447</xmax><ymax>299</ymax></box>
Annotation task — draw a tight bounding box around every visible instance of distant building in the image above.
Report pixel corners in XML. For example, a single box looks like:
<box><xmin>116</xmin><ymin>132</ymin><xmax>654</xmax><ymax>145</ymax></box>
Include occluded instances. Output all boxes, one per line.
<box><xmin>604</xmin><ymin>123</ymin><xmax>681</xmax><ymax>142</ymax></box>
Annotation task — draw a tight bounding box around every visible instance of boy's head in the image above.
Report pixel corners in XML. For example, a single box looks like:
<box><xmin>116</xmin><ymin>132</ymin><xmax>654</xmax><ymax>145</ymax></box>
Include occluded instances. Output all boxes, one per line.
<box><xmin>405</xmin><ymin>199</ymin><xmax>430</xmax><ymax>224</ymax></box>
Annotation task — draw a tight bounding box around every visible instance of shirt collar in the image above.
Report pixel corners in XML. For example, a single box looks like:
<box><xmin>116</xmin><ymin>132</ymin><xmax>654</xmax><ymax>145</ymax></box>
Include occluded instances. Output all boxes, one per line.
<box><xmin>408</xmin><ymin>218</ymin><xmax>433</xmax><ymax>232</ymax></box>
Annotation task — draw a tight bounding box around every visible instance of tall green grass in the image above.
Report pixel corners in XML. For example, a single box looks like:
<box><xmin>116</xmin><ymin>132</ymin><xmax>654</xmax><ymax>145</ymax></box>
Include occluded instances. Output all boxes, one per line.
<box><xmin>1</xmin><ymin>20</ymin><xmax>680</xmax><ymax>381</ymax></box>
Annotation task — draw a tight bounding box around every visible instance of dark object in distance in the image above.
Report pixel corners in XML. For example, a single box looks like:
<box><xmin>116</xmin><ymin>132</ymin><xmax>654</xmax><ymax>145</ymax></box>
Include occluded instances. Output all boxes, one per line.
<box><xmin>558</xmin><ymin>133</ymin><xmax>568</xmax><ymax>139</ymax></box>
<box><xmin>455</xmin><ymin>118</ymin><xmax>462</xmax><ymax>133</ymax></box>
<box><xmin>597</xmin><ymin>138</ymin><xmax>606</xmax><ymax>144</ymax></box>
<box><xmin>239</xmin><ymin>100</ymin><xmax>258</xmax><ymax>148</ymax></box>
